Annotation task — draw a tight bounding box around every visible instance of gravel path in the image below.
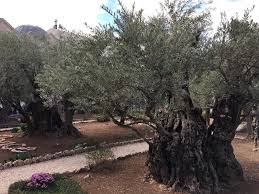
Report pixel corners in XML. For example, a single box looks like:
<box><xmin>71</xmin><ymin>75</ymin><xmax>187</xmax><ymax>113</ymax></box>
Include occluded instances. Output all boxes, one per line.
<box><xmin>0</xmin><ymin>142</ymin><xmax>149</xmax><ymax>194</ymax></box>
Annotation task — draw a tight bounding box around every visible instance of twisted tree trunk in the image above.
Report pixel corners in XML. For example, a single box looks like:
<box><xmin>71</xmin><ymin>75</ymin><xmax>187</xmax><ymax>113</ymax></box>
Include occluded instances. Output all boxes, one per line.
<box><xmin>62</xmin><ymin>99</ymin><xmax>82</xmax><ymax>137</ymax></box>
<box><xmin>147</xmin><ymin>95</ymin><xmax>243</xmax><ymax>194</ymax></box>
<box><xmin>24</xmin><ymin>97</ymin><xmax>81</xmax><ymax>137</ymax></box>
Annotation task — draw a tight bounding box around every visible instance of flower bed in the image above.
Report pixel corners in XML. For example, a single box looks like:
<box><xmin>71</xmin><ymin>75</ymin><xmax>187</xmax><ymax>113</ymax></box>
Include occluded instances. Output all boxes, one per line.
<box><xmin>8</xmin><ymin>174</ymin><xmax>86</xmax><ymax>194</ymax></box>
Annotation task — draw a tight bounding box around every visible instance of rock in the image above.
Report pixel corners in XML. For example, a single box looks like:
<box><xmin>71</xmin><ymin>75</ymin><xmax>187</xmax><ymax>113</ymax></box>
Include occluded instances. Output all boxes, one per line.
<box><xmin>24</xmin><ymin>159</ymin><xmax>32</xmax><ymax>165</ymax></box>
<box><xmin>4</xmin><ymin>162</ymin><xmax>13</xmax><ymax>169</ymax></box>
<box><xmin>235</xmin><ymin>135</ymin><xmax>246</xmax><ymax>140</ymax></box>
<box><xmin>17</xmin><ymin>159</ymin><xmax>24</xmax><ymax>166</ymax></box>
<box><xmin>39</xmin><ymin>156</ymin><xmax>45</xmax><ymax>162</ymax></box>
<box><xmin>236</xmin><ymin>122</ymin><xmax>247</xmax><ymax>132</ymax></box>
<box><xmin>0</xmin><ymin>163</ymin><xmax>3</xmax><ymax>170</ymax></box>
<box><xmin>15</xmin><ymin>146</ymin><xmax>37</xmax><ymax>151</ymax></box>
<box><xmin>12</xmin><ymin>161</ymin><xmax>19</xmax><ymax>167</ymax></box>
<box><xmin>32</xmin><ymin>157</ymin><xmax>38</xmax><ymax>163</ymax></box>
<box><xmin>158</xmin><ymin>184</ymin><xmax>167</xmax><ymax>191</ymax></box>
<box><xmin>73</xmin><ymin>169</ymin><xmax>80</xmax><ymax>173</ymax></box>
<box><xmin>53</xmin><ymin>152</ymin><xmax>60</xmax><ymax>158</ymax></box>
<box><xmin>67</xmin><ymin>150</ymin><xmax>74</xmax><ymax>156</ymax></box>
<box><xmin>52</xmin><ymin>153</ymin><xmax>59</xmax><ymax>159</ymax></box>
<box><xmin>84</xmin><ymin>165</ymin><xmax>90</xmax><ymax>171</ymax></box>
<box><xmin>63</xmin><ymin>150</ymin><xmax>71</xmax><ymax>156</ymax></box>
<box><xmin>24</xmin><ymin>159</ymin><xmax>30</xmax><ymax>165</ymax></box>
<box><xmin>74</xmin><ymin>148</ymin><xmax>82</xmax><ymax>154</ymax></box>
<box><xmin>143</xmin><ymin>174</ymin><xmax>150</xmax><ymax>182</ymax></box>
<box><xmin>49</xmin><ymin>154</ymin><xmax>55</xmax><ymax>160</ymax></box>
<box><xmin>11</xmin><ymin>149</ymin><xmax>27</xmax><ymax>153</ymax></box>
<box><xmin>3</xmin><ymin>163</ymin><xmax>9</xmax><ymax>169</ymax></box>
<box><xmin>70</xmin><ymin>150</ymin><xmax>76</xmax><ymax>155</ymax></box>
<box><xmin>83</xmin><ymin>174</ymin><xmax>90</xmax><ymax>180</ymax></box>
<box><xmin>34</xmin><ymin>156</ymin><xmax>41</xmax><ymax>162</ymax></box>
<box><xmin>46</xmin><ymin>154</ymin><xmax>52</xmax><ymax>160</ymax></box>
<box><xmin>43</xmin><ymin>154</ymin><xmax>51</xmax><ymax>161</ymax></box>
<box><xmin>75</xmin><ymin>144</ymin><xmax>82</xmax><ymax>149</ymax></box>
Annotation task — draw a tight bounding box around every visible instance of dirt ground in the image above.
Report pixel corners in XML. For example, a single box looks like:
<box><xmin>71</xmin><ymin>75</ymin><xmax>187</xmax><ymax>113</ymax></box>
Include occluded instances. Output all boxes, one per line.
<box><xmin>0</xmin><ymin>121</ymin><xmax>145</xmax><ymax>163</ymax></box>
<box><xmin>72</xmin><ymin>139</ymin><xmax>259</xmax><ymax>194</ymax></box>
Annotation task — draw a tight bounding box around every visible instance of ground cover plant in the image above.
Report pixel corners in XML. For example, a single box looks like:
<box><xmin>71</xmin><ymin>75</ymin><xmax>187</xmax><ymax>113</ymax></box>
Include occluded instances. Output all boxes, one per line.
<box><xmin>8</xmin><ymin>174</ymin><xmax>87</xmax><ymax>194</ymax></box>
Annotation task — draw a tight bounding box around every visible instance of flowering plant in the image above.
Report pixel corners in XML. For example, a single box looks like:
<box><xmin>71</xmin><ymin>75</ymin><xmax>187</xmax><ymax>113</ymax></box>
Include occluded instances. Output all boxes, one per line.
<box><xmin>26</xmin><ymin>173</ymin><xmax>55</xmax><ymax>189</ymax></box>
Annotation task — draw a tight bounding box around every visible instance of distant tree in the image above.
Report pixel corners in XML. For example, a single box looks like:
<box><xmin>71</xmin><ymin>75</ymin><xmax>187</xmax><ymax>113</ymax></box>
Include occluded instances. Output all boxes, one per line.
<box><xmin>0</xmin><ymin>32</ymin><xmax>81</xmax><ymax>136</ymax></box>
<box><xmin>0</xmin><ymin>32</ymin><xmax>43</xmax><ymax>133</ymax></box>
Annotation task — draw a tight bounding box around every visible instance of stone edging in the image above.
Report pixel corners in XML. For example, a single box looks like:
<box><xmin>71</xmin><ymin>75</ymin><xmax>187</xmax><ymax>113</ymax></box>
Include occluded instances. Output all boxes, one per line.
<box><xmin>0</xmin><ymin>138</ymin><xmax>149</xmax><ymax>171</ymax></box>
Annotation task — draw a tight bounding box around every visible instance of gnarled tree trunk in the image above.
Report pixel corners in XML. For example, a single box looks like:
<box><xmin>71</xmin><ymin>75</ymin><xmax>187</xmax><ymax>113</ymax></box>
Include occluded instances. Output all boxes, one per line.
<box><xmin>62</xmin><ymin>99</ymin><xmax>82</xmax><ymax>137</ymax></box>
<box><xmin>147</xmin><ymin>95</ymin><xmax>243</xmax><ymax>194</ymax></box>
<box><xmin>23</xmin><ymin>95</ymin><xmax>81</xmax><ymax>137</ymax></box>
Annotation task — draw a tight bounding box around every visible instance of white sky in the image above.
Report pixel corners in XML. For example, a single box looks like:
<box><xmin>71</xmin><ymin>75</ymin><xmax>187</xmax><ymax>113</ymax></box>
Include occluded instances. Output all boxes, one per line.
<box><xmin>0</xmin><ymin>0</ymin><xmax>259</xmax><ymax>32</ymax></box>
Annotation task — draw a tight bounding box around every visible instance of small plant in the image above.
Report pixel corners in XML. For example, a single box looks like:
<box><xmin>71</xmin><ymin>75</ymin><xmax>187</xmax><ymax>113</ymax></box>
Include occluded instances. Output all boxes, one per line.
<box><xmin>11</xmin><ymin>127</ymin><xmax>21</xmax><ymax>133</ymax></box>
<box><xmin>87</xmin><ymin>148</ymin><xmax>114</xmax><ymax>165</ymax></box>
<box><xmin>26</xmin><ymin>173</ymin><xmax>55</xmax><ymax>189</ymax></box>
<box><xmin>18</xmin><ymin>153</ymin><xmax>31</xmax><ymax>160</ymax></box>
<box><xmin>96</xmin><ymin>114</ymin><xmax>110</xmax><ymax>122</ymax></box>
<box><xmin>8</xmin><ymin>153</ymin><xmax>31</xmax><ymax>162</ymax></box>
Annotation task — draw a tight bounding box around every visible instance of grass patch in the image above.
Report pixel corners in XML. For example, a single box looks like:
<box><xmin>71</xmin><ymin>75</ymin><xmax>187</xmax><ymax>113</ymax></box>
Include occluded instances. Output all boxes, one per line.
<box><xmin>8</xmin><ymin>174</ymin><xmax>87</xmax><ymax>194</ymax></box>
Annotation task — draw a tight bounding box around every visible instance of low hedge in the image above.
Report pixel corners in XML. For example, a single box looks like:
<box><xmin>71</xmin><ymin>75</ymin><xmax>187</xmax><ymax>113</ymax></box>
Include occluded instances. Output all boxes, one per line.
<box><xmin>8</xmin><ymin>174</ymin><xmax>87</xmax><ymax>194</ymax></box>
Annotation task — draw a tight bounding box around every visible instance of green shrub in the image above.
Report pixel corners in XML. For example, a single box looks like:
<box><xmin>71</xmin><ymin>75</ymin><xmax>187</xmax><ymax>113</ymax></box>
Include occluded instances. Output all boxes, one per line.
<box><xmin>96</xmin><ymin>114</ymin><xmax>110</xmax><ymax>122</ymax></box>
<box><xmin>8</xmin><ymin>153</ymin><xmax>32</xmax><ymax>162</ymax></box>
<box><xmin>8</xmin><ymin>174</ymin><xmax>87</xmax><ymax>194</ymax></box>
<box><xmin>87</xmin><ymin>148</ymin><xmax>114</xmax><ymax>165</ymax></box>
<box><xmin>11</xmin><ymin>127</ymin><xmax>21</xmax><ymax>133</ymax></box>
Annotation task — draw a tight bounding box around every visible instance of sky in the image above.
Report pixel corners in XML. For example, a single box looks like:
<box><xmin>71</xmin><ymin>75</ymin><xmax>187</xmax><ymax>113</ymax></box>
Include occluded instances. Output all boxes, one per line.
<box><xmin>0</xmin><ymin>0</ymin><xmax>259</xmax><ymax>33</ymax></box>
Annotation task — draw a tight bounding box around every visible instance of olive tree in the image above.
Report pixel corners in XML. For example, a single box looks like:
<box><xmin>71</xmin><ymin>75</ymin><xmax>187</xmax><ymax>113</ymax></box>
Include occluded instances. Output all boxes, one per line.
<box><xmin>36</xmin><ymin>1</ymin><xmax>259</xmax><ymax>193</ymax></box>
<box><xmin>0</xmin><ymin>32</ymin><xmax>42</xmax><ymax>133</ymax></box>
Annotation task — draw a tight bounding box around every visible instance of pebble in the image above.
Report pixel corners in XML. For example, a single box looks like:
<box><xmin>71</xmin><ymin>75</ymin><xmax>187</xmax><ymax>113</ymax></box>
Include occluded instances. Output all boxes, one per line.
<box><xmin>45</xmin><ymin>154</ymin><xmax>52</xmax><ymax>160</ymax></box>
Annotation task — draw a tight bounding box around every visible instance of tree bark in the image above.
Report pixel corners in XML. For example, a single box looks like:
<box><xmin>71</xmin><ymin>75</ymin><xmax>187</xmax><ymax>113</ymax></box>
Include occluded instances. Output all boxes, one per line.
<box><xmin>62</xmin><ymin>98</ymin><xmax>82</xmax><ymax>137</ymax></box>
<box><xmin>147</xmin><ymin>95</ymin><xmax>244</xmax><ymax>194</ymax></box>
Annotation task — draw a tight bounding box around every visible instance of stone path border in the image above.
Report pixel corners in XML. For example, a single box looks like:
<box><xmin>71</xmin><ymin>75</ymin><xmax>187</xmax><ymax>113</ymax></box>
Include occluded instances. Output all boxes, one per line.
<box><xmin>0</xmin><ymin>140</ymin><xmax>149</xmax><ymax>194</ymax></box>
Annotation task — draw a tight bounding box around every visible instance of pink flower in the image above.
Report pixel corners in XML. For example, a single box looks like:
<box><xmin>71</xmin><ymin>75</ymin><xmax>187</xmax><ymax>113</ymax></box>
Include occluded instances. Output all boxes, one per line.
<box><xmin>26</xmin><ymin>173</ymin><xmax>55</xmax><ymax>189</ymax></box>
